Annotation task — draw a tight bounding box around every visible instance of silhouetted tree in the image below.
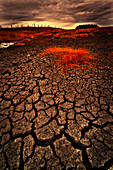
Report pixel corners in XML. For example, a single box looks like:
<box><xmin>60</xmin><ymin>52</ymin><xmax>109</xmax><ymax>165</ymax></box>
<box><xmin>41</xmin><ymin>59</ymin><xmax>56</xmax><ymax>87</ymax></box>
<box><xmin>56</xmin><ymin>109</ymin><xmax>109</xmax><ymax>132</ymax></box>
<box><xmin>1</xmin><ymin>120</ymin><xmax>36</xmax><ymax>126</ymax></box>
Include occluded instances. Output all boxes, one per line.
<box><xmin>76</xmin><ymin>24</ymin><xmax>98</xmax><ymax>29</ymax></box>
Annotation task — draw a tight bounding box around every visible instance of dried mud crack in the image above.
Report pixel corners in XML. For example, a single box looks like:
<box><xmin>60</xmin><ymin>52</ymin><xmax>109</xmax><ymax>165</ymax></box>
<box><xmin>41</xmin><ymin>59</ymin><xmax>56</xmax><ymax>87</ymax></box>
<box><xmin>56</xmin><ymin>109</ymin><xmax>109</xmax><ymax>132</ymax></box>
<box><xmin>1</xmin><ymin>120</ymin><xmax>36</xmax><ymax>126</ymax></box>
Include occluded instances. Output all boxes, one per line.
<box><xmin>0</xmin><ymin>33</ymin><xmax>113</xmax><ymax>170</ymax></box>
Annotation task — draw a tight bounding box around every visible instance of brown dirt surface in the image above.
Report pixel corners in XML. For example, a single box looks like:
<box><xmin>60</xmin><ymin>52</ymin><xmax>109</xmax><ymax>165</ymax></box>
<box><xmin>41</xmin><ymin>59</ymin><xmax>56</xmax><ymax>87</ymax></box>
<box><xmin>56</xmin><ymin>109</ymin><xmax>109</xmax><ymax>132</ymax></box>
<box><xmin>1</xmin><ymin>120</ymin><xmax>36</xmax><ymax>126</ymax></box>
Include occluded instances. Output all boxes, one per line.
<box><xmin>0</xmin><ymin>27</ymin><xmax>113</xmax><ymax>170</ymax></box>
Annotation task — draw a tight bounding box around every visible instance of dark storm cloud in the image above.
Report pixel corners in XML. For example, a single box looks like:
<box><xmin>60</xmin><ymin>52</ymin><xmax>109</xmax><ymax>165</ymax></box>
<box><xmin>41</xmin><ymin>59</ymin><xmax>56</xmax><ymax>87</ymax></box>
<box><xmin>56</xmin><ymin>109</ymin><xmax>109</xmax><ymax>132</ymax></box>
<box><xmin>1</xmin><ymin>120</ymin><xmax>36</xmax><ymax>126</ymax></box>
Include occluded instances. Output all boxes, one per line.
<box><xmin>0</xmin><ymin>0</ymin><xmax>113</xmax><ymax>27</ymax></box>
<box><xmin>0</xmin><ymin>0</ymin><xmax>41</xmax><ymax>22</ymax></box>
<box><xmin>71</xmin><ymin>0</ymin><xmax>113</xmax><ymax>25</ymax></box>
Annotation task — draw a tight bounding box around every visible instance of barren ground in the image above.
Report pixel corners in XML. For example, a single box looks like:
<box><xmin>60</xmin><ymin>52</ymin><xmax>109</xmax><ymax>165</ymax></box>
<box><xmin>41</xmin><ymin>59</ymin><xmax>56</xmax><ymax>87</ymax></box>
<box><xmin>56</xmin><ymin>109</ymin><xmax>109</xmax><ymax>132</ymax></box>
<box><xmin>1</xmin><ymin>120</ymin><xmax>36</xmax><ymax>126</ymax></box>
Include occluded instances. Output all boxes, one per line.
<box><xmin>0</xmin><ymin>27</ymin><xmax>113</xmax><ymax>170</ymax></box>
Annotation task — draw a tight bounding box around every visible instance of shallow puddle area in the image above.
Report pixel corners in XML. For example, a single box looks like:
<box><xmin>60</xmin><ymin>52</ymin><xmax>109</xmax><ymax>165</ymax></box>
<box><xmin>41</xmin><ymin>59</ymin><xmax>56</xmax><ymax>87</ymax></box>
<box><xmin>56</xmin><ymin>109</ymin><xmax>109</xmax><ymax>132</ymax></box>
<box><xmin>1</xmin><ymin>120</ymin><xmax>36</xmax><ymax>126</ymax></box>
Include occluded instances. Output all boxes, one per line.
<box><xmin>0</xmin><ymin>42</ymin><xmax>15</xmax><ymax>48</ymax></box>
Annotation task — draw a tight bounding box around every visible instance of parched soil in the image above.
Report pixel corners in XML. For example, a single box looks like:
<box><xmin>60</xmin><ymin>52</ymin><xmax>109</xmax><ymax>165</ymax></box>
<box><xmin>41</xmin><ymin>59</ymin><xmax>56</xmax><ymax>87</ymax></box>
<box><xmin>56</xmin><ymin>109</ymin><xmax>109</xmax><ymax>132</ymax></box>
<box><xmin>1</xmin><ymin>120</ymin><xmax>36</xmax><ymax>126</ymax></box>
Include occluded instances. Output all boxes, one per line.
<box><xmin>0</xmin><ymin>27</ymin><xmax>113</xmax><ymax>170</ymax></box>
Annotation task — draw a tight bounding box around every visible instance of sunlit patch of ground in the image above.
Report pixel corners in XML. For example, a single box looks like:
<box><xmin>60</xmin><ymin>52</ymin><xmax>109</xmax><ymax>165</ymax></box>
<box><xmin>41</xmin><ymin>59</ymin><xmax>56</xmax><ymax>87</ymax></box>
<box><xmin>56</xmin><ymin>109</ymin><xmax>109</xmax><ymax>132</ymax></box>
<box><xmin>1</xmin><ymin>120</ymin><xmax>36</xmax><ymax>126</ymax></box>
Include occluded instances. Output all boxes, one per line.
<box><xmin>41</xmin><ymin>47</ymin><xmax>97</xmax><ymax>72</ymax></box>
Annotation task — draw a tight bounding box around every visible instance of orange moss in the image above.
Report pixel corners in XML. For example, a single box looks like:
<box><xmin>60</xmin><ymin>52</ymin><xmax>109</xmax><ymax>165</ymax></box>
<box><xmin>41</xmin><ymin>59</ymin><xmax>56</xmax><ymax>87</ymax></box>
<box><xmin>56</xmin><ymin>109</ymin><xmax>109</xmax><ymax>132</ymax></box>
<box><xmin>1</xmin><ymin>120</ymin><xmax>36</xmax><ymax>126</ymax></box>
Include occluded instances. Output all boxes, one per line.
<box><xmin>41</xmin><ymin>47</ymin><xmax>96</xmax><ymax>71</ymax></box>
<box><xmin>52</xmin><ymin>29</ymin><xmax>95</xmax><ymax>39</ymax></box>
<box><xmin>22</xmin><ymin>38</ymin><xmax>31</xmax><ymax>42</ymax></box>
<box><xmin>0</xmin><ymin>28</ymin><xmax>61</xmax><ymax>43</ymax></box>
<box><xmin>0</xmin><ymin>30</ymin><xmax>35</xmax><ymax>42</ymax></box>
<box><xmin>14</xmin><ymin>42</ymin><xmax>25</xmax><ymax>46</ymax></box>
<box><xmin>0</xmin><ymin>27</ymin><xmax>112</xmax><ymax>43</ymax></box>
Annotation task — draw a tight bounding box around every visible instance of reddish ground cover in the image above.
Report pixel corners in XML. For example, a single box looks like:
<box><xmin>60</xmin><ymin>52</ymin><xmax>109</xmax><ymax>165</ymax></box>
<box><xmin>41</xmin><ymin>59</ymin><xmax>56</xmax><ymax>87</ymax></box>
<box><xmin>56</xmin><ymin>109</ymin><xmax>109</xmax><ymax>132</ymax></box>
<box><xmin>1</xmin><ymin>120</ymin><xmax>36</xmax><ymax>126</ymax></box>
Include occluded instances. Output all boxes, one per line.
<box><xmin>0</xmin><ymin>27</ymin><xmax>62</xmax><ymax>43</ymax></box>
<box><xmin>1</xmin><ymin>26</ymin><xmax>112</xmax><ymax>71</ymax></box>
<box><xmin>41</xmin><ymin>47</ymin><xmax>96</xmax><ymax>71</ymax></box>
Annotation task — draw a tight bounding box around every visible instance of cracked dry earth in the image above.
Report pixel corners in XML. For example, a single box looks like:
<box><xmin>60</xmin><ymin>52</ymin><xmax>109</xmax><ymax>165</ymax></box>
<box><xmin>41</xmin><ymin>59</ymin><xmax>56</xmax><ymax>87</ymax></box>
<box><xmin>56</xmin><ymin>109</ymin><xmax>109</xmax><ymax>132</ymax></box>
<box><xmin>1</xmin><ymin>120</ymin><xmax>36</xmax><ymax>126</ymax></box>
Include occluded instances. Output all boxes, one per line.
<box><xmin>0</xmin><ymin>42</ymin><xmax>113</xmax><ymax>169</ymax></box>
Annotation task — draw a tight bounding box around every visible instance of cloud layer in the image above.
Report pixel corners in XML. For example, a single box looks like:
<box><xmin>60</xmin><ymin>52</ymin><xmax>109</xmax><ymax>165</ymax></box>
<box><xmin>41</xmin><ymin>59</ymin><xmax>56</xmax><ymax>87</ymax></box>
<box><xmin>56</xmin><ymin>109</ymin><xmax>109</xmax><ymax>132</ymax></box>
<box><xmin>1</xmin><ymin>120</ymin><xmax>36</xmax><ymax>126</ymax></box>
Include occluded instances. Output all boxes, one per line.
<box><xmin>0</xmin><ymin>0</ymin><xmax>113</xmax><ymax>28</ymax></box>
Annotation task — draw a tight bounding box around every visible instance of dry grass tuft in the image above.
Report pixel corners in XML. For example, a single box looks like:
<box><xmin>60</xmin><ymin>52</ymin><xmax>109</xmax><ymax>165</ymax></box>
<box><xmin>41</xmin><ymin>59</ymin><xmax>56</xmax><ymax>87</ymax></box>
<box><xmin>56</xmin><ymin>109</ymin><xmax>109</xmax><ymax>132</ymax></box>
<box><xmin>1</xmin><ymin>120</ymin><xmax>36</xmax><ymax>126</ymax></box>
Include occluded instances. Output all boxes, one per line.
<box><xmin>41</xmin><ymin>47</ymin><xmax>96</xmax><ymax>71</ymax></box>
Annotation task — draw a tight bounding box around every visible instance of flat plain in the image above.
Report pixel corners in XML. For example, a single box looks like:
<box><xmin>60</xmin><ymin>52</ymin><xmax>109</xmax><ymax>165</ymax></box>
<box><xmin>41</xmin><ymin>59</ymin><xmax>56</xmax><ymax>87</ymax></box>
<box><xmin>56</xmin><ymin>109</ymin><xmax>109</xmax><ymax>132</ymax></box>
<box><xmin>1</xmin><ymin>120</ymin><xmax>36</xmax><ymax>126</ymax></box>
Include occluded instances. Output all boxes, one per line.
<box><xmin>0</xmin><ymin>27</ymin><xmax>113</xmax><ymax>169</ymax></box>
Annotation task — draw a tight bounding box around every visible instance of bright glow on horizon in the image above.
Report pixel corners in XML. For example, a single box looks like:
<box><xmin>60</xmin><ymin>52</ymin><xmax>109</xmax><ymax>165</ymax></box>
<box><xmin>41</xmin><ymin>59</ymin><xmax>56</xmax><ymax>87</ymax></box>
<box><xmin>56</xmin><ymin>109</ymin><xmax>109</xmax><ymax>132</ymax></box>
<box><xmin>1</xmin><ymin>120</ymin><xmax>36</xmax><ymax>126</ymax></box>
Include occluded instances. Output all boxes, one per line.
<box><xmin>1</xmin><ymin>21</ymin><xmax>111</xmax><ymax>30</ymax></box>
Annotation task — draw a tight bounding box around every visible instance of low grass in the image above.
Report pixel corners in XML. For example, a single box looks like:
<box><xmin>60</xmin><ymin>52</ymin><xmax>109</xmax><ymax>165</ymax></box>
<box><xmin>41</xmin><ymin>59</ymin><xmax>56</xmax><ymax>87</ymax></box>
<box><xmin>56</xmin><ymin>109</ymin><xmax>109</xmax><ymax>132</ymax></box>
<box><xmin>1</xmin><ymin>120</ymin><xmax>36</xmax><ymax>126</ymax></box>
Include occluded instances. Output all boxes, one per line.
<box><xmin>0</xmin><ymin>27</ymin><xmax>62</xmax><ymax>43</ymax></box>
<box><xmin>0</xmin><ymin>30</ymin><xmax>31</xmax><ymax>42</ymax></box>
<box><xmin>41</xmin><ymin>47</ymin><xmax>96</xmax><ymax>71</ymax></box>
<box><xmin>0</xmin><ymin>27</ymin><xmax>112</xmax><ymax>44</ymax></box>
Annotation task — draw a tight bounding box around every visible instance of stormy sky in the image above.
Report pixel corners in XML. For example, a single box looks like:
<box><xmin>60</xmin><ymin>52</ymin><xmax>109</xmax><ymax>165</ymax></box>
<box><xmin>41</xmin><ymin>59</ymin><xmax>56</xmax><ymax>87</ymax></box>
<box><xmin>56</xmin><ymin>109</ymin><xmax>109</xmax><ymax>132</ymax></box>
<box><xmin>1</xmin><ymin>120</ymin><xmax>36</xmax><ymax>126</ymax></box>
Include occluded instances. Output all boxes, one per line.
<box><xmin>0</xmin><ymin>0</ymin><xmax>113</xmax><ymax>29</ymax></box>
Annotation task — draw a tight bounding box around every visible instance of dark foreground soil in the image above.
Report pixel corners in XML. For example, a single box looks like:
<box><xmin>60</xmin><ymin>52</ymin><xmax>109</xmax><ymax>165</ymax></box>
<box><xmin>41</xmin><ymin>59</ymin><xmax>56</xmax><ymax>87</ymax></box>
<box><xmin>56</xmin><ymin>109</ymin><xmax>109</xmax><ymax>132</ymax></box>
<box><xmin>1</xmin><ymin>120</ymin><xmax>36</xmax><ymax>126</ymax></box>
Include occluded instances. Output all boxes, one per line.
<box><xmin>0</xmin><ymin>27</ymin><xmax>113</xmax><ymax>170</ymax></box>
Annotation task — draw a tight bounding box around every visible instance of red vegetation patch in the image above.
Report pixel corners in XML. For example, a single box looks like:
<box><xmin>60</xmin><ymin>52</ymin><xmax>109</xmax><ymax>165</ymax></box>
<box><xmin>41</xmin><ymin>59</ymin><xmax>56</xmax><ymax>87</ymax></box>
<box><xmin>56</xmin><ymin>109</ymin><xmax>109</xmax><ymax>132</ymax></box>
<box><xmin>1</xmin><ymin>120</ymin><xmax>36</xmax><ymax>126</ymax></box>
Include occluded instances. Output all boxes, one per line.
<box><xmin>0</xmin><ymin>30</ymin><xmax>33</xmax><ymax>42</ymax></box>
<box><xmin>0</xmin><ymin>28</ymin><xmax>62</xmax><ymax>43</ymax></box>
<box><xmin>41</xmin><ymin>47</ymin><xmax>96</xmax><ymax>71</ymax></box>
<box><xmin>14</xmin><ymin>42</ymin><xmax>25</xmax><ymax>46</ymax></box>
<box><xmin>22</xmin><ymin>38</ymin><xmax>31</xmax><ymax>42</ymax></box>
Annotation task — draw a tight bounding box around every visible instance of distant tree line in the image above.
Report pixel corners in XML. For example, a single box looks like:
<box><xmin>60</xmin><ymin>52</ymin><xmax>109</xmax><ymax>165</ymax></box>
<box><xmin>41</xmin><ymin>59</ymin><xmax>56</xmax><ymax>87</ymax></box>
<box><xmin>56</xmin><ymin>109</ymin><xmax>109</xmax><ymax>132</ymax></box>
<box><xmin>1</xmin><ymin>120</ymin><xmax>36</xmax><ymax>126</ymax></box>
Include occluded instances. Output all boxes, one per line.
<box><xmin>0</xmin><ymin>24</ymin><xmax>62</xmax><ymax>29</ymax></box>
<box><xmin>76</xmin><ymin>24</ymin><xmax>98</xmax><ymax>29</ymax></box>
